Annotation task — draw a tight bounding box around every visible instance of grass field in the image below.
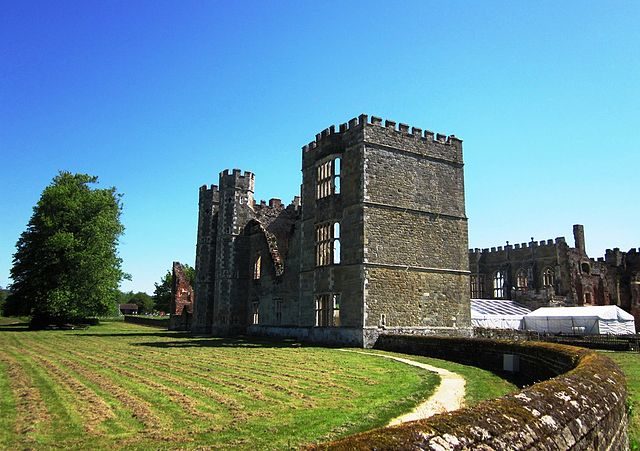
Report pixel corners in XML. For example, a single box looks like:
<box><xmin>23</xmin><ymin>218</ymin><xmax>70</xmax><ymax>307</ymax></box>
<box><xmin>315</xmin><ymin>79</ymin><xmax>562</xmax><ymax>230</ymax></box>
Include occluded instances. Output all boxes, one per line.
<box><xmin>371</xmin><ymin>350</ymin><xmax>518</xmax><ymax>407</ymax></box>
<box><xmin>0</xmin><ymin>319</ymin><xmax>442</xmax><ymax>450</ymax></box>
<box><xmin>601</xmin><ymin>351</ymin><xmax>640</xmax><ymax>450</ymax></box>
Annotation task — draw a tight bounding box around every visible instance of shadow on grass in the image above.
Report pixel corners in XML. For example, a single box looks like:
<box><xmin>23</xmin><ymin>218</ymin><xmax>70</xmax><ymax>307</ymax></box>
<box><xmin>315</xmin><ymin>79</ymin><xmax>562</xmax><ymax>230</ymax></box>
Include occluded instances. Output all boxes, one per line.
<box><xmin>75</xmin><ymin>332</ymin><xmax>193</xmax><ymax>339</ymax></box>
<box><xmin>133</xmin><ymin>335</ymin><xmax>308</xmax><ymax>349</ymax></box>
<box><xmin>0</xmin><ymin>323</ymin><xmax>31</xmax><ymax>332</ymax></box>
<box><xmin>0</xmin><ymin>317</ymin><xmax>31</xmax><ymax>331</ymax></box>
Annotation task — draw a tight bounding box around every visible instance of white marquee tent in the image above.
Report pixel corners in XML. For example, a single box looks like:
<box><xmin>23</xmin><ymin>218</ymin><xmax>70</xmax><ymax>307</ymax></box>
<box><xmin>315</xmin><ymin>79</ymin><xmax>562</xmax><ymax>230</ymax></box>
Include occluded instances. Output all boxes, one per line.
<box><xmin>471</xmin><ymin>299</ymin><xmax>532</xmax><ymax>330</ymax></box>
<box><xmin>522</xmin><ymin>305</ymin><xmax>636</xmax><ymax>335</ymax></box>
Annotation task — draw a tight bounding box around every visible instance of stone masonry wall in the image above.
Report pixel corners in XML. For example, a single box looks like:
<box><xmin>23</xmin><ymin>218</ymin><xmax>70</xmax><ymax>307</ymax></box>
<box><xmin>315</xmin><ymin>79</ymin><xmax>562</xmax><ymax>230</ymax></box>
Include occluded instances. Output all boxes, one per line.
<box><xmin>361</xmin><ymin>116</ymin><xmax>470</xmax><ymax>332</ymax></box>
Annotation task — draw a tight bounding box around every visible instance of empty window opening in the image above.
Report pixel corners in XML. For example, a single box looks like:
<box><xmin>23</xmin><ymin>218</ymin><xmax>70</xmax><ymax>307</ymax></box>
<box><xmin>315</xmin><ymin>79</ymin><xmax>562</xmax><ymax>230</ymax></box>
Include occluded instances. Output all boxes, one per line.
<box><xmin>332</xmin><ymin>294</ymin><xmax>340</xmax><ymax>327</ymax></box>
<box><xmin>581</xmin><ymin>262</ymin><xmax>591</xmax><ymax>274</ymax></box>
<box><xmin>380</xmin><ymin>313</ymin><xmax>387</xmax><ymax>327</ymax></box>
<box><xmin>315</xmin><ymin>295</ymin><xmax>329</xmax><ymax>327</ymax></box>
<box><xmin>470</xmin><ymin>274</ymin><xmax>483</xmax><ymax>298</ymax></box>
<box><xmin>316</xmin><ymin>157</ymin><xmax>341</xmax><ymax>199</ymax></box>
<box><xmin>252</xmin><ymin>302</ymin><xmax>259</xmax><ymax>325</ymax></box>
<box><xmin>316</xmin><ymin>221</ymin><xmax>340</xmax><ymax>266</ymax></box>
<box><xmin>584</xmin><ymin>292</ymin><xmax>592</xmax><ymax>304</ymax></box>
<box><xmin>516</xmin><ymin>269</ymin><xmax>528</xmax><ymax>291</ymax></box>
<box><xmin>543</xmin><ymin>268</ymin><xmax>555</xmax><ymax>287</ymax></box>
<box><xmin>333</xmin><ymin>223</ymin><xmax>341</xmax><ymax>264</ymax></box>
<box><xmin>493</xmin><ymin>271</ymin><xmax>505</xmax><ymax>299</ymax></box>
<box><xmin>315</xmin><ymin>294</ymin><xmax>340</xmax><ymax>327</ymax></box>
<box><xmin>253</xmin><ymin>254</ymin><xmax>262</xmax><ymax>279</ymax></box>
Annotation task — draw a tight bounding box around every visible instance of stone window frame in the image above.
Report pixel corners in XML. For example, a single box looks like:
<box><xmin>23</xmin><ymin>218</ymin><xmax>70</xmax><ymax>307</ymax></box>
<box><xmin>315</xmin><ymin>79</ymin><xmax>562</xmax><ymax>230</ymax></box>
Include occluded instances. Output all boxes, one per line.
<box><xmin>515</xmin><ymin>268</ymin><xmax>528</xmax><ymax>291</ymax></box>
<box><xmin>493</xmin><ymin>270</ymin><xmax>505</xmax><ymax>299</ymax></box>
<box><xmin>542</xmin><ymin>267</ymin><xmax>555</xmax><ymax>288</ymax></box>
<box><xmin>315</xmin><ymin>156</ymin><xmax>341</xmax><ymax>199</ymax></box>
<box><xmin>315</xmin><ymin>293</ymin><xmax>341</xmax><ymax>327</ymax></box>
<box><xmin>315</xmin><ymin>221</ymin><xmax>340</xmax><ymax>266</ymax></box>
<box><xmin>470</xmin><ymin>274</ymin><xmax>483</xmax><ymax>298</ymax></box>
<box><xmin>251</xmin><ymin>302</ymin><xmax>259</xmax><ymax>325</ymax></box>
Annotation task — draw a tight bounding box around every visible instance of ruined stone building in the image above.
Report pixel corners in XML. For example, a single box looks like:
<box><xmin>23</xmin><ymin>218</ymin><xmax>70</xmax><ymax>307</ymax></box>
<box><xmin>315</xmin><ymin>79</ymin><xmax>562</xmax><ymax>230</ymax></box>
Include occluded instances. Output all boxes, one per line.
<box><xmin>188</xmin><ymin>114</ymin><xmax>470</xmax><ymax>346</ymax></box>
<box><xmin>169</xmin><ymin>261</ymin><xmax>194</xmax><ymax>331</ymax></box>
<box><xmin>470</xmin><ymin>224</ymin><xmax>640</xmax><ymax>330</ymax></box>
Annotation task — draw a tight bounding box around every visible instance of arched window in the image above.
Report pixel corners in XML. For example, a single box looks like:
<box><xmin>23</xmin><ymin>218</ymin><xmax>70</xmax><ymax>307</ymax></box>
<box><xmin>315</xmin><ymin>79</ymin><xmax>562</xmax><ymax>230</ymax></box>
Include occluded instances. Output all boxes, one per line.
<box><xmin>253</xmin><ymin>254</ymin><xmax>261</xmax><ymax>279</ymax></box>
<box><xmin>516</xmin><ymin>268</ymin><xmax>528</xmax><ymax>291</ymax></box>
<box><xmin>543</xmin><ymin>268</ymin><xmax>555</xmax><ymax>287</ymax></box>
<box><xmin>493</xmin><ymin>271</ymin><xmax>505</xmax><ymax>298</ymax></box>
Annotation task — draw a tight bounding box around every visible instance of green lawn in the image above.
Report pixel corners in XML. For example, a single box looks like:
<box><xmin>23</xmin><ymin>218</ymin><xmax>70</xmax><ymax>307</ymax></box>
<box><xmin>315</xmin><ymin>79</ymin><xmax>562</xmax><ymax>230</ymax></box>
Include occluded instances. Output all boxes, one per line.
<box><xmin>0</xmin><ymin>319</ymin><xmax>521</xmax><ymax>449</ymax></box>
<box><xmin>0</xmin><ymin>320</ymin><xmax>439</xmax><ymax>450</ymax></box>
<box><xmin>601</xmin><ymin>351</ymin><xmax>640</xmax><ymax>450</ymax></box>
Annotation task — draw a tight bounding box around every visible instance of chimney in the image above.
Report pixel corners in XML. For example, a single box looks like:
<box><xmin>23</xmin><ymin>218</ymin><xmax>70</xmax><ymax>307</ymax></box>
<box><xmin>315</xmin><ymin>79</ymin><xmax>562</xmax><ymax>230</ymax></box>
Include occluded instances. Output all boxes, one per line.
<box><xmin>573</xmin><ymin>224</ymin><xmax>586</xmax><ymax>254</ymax></box>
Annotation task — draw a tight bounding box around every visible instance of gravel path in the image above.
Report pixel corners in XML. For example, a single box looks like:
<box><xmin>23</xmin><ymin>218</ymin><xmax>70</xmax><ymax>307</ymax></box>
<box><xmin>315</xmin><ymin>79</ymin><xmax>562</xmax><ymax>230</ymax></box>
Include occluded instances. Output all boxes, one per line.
<box><xmin>339</xmin><ymin>350</ymin><xmax>466</xmax><ymax>425</ymax></box>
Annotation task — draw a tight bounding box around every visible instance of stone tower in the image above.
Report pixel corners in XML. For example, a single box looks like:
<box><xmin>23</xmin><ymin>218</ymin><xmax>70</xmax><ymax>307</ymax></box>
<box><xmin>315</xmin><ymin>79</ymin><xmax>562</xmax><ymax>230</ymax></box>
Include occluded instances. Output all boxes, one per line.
<box><xmin>192</xmin><ymin>169</ymin><xmax>255</xmax><ymax>335</ymax></box>
<box><xmin>193</xmin><ymin>183</ymin><xmax>219</xmax><ymax>333</ymax></box>
<box><xmin>301</xmin><ymin>114</ymin><xmax>470</xmax><ymax>346</ymax></box>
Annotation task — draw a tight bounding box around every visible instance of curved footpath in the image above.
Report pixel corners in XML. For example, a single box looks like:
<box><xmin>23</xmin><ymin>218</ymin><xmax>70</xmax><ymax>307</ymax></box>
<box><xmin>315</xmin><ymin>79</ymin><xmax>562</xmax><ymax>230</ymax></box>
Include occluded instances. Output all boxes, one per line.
<box><xmin>339</xmin><ymin>350</ymin><xmax>465</xmax><ymax>425</ymax></box>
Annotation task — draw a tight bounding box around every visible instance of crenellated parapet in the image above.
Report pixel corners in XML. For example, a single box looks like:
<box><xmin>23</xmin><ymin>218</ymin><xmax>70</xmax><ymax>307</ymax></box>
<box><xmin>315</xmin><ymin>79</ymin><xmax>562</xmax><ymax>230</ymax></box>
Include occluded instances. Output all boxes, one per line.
<box><xmin>468</xmin><ymin>236</ymin><xmax>566</xmax><ymax>256</ymax></box>
<box><xmin>302</xmin><ymin>114</ymin><xmax>461</xmax><ymax>152</ymax></box>
<box><xmin>219</xmin><ymin>169</ymin><xmax>255</xmax><ymax>192</ymax></box>
<box><xmin>199</xmin><ymin>184</ymin><xmax>220</xmax><ymax>205</ymax></box>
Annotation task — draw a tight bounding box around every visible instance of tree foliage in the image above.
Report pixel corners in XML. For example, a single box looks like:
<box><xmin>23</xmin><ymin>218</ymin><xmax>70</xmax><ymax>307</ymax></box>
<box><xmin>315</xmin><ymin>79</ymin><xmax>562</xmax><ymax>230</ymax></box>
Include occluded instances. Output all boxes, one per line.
<box><xmin>153</xmin><ymin>264</ymin><xmax>194</xmax><ymax>313</ymax></box>
<box><xmin>120</xmin><ymin>290</ymin><xmax>154</xmax><ymax>314</ymax></box>
<box><xmin>6</xmin><ymin>172</ymin><xmax>126</xmax><ymax>326</ymax></box>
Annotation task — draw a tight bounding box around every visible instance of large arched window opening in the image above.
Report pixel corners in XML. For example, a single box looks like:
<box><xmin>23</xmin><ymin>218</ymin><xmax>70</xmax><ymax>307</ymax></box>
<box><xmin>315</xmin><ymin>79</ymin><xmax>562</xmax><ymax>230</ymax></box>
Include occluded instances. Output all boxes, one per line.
<box><xmin>493</xmin><ymin>271</ymin><xmax>505</xmax><ymax>299</ymax></box>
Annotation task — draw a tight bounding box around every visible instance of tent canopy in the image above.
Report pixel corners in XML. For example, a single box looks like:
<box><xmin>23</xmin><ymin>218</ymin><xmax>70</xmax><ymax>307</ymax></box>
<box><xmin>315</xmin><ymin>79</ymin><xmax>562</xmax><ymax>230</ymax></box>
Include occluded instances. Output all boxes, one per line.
<box><xmin>523</xmin><ymin>305</ymin><xmax>635</xmax><ymax>335</ymax></box>
<box><xmin>471</xmin><ymin>299</ymin><xmax>532</xmax><ymax>330</ymax></box>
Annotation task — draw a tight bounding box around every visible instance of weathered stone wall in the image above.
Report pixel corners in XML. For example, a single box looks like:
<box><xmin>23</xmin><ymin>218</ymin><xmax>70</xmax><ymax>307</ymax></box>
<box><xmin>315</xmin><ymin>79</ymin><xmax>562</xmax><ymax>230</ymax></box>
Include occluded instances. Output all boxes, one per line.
<box><xmin>365</xmin><ymin>267</ymin><xmax>470</xmax><ymax>329</ymax></box>
<box><xmin>361</xmin><ymin>116</ymin><xmax>470</xmax><ymax>332</ymax></box>
<box><xmin>169</xmin><ymin>261</ymin><xmax>194</xmax><ymax>331</ymax></box>
<box><xmin>318</xmin><ymin>335</ymin><xmax>629</xmax><ymax>450</ymax></box>
<box><xmin>193</xmin><ymin>184</ymin><xmax>219</xmax><ymax>333</ymax></box>
<box><xmin>300</xmin><ymin>120</ymin><xmax>366</xmax><ymax>331</ymax></box>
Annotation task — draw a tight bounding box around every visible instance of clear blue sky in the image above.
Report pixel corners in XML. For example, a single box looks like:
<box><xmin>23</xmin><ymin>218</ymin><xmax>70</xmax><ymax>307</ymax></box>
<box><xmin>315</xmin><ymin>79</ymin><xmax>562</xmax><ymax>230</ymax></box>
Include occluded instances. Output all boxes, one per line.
<box><xmin>1</xmin><ymin>1</ymin><xmax>638</xmax><ymax>294</ymax></box>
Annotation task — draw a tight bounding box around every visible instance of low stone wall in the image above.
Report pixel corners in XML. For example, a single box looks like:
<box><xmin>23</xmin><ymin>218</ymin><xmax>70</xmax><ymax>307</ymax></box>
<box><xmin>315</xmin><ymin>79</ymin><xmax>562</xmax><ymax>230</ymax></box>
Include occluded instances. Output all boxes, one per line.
<box><xmin>123</xmin><ymin>315</ymin><xmax>169</xmax><ymax>328</ymax></box>
<box><xmin>316</xmin><ymin>335</ymin><xmax>629</xmax><ymax>450</ymax></box>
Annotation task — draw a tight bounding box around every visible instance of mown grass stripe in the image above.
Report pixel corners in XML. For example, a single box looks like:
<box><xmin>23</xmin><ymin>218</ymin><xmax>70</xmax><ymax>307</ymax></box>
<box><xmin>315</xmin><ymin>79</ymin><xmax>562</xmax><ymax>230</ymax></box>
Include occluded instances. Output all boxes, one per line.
<box><xmin>0</xmin><ymin>351</ymin><xmax>52</xmax><ymax>445</ymax></box>
<box><xmin>21</xmin><ymin>349</ymin><xmax>117</xmax><ymax>435</ymax></box>
<box><xmin>13</xmin><ymin>337</ymin><xmax>164</xmax><ymax>439</ymax></box>
<box><xmin>0</xmin><ymin>359</ymin><xmax>17</xmax><ymax>449</ymax></box>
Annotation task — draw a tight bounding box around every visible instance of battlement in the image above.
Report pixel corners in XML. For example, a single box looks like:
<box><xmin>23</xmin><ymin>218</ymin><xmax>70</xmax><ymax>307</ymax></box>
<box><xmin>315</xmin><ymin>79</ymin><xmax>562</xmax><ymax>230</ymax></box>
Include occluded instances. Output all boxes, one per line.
<box><xmin>199</xmin><ymin>184</ymin><xmax>220</xmax><ymax>203</ymax></box>
<box><xmin>302</xmin><ymin>114</ymin><xmax>461</xmax><ymax>152</ymax></box>
<box><xmin>219</xmin><ymin>168</ymin><xmax>255</xmax><ymax>191</ymax></box>
<box><xmin>468</xmin><ymin>237</ymin><xmax>566</xmax><ymax>254</ymax></box>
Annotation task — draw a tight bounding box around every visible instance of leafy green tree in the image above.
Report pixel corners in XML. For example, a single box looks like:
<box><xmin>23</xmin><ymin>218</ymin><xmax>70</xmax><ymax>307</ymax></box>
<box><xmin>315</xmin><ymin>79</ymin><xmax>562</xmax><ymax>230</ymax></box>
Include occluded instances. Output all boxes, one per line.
<box><xmin>153</xmin><ymin>271</ymin><xmax>172</xmax><ymax>313</ymax></box>
<box><xmin>153</xmin><ymin>263</ymin><xmax>195</xmax><ymax>313</ymax></box>
<box><xmin>130</xmin><ymin>292</ymin><xmax>154</xmax><ymax>314</ymax></box>
<box><xmin>7</xmin><ymin>172</ymin><xmax>126</xmax><ymax>327</ymax></box>
<box><xmin>0</xmin><ymin>289</ymin><xmax>8</xmax><ymax>315</ymax></box>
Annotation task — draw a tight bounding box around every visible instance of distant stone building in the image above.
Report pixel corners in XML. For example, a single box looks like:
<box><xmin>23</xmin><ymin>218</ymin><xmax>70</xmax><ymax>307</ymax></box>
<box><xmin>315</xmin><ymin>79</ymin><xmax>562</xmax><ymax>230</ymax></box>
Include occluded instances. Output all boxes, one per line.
<box><xmin>469</xmin><ymin>225</ymin><xmax>639</xmax><ymax>330</ymax></box>
<box><xmin>192</xmin><ymin>114</ymin><xmax>471</xmax><ymax>347</ymax></box>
